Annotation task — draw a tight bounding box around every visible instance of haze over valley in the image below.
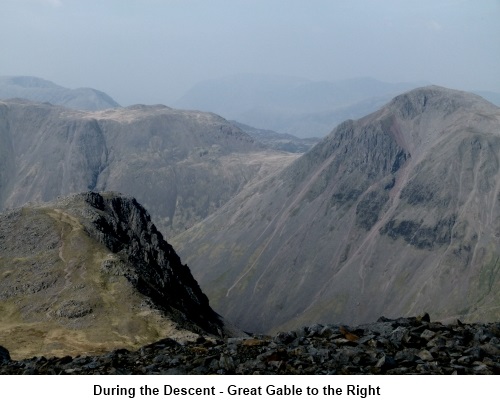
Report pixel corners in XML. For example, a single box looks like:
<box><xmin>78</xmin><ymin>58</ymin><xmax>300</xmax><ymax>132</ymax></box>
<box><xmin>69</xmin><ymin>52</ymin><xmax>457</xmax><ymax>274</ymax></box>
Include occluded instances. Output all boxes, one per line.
<box><xmin>1</xmin><ymin>1</ymin><xmax>500</xmax><ymax>374</ymax></box>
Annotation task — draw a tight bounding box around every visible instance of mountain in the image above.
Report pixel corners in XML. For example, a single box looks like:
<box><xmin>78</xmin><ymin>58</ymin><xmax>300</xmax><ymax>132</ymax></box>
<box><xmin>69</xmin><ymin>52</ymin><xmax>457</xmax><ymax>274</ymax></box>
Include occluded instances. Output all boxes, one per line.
<box><xmin>0</xmin><ymin>99</ymin><xmax>298</xmax><ymax>238</ymax></box>
<box><xmin>231</xmin><ymin>121</ymin><xmax>320</xmax><ymax>153</ymax></box>
<box><xmin>474</xmin><ymin>90</ymin><xmax>500</xmax><ymax>107</ymax></box>
<box><xmin>175</xmin><ymin>74</ymin><xmax>424</xmax><ymax>137</ymax></box>
<box><xmin>0</xmin><ymin>76</ymin><xmax>120</xmax><ymax>111</ymax></box>
<box><xmin>173</xmin><ymin>86</ymin><xmax>500</xmax><ymax>333</ymax></box>
<box><xmin>0</xmin><ymin>191</ymin><xmax>237</xmax><ymax>360</ymax></box>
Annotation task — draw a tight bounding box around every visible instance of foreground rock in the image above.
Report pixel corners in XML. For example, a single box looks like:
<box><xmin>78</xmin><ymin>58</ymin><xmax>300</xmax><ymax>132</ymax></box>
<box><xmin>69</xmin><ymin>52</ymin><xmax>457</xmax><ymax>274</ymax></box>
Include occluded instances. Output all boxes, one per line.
<box><xmin>0</xmin><ymin>192</ymin><xmax>232</xmax><ymax>359</ymax></box>
<box><xmin>1</xmin><ymin>315</ymin><xmax>499</xmax><ymax>375</ymax></box>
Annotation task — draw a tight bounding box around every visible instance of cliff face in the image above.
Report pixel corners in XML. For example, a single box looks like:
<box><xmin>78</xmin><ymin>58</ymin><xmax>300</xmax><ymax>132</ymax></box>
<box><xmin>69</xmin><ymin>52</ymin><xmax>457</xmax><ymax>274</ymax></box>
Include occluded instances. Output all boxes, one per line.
<box><xmin>71</xmin><ymin>192</ymin><xmax>222</xmax><ymax>334</ymax></box>
<box><xmin>0</xmin><ymin>192</ymin><xmax>228</xmax><ymax>360</ymax></box>
<box><xmin>173</xmin><ymin>86</ymin><xmax>500</xmax><ymax>333</ymax></box>
<box><xmin>0</xmin><ymin>100</ymin><xmax>297</xmax><ymax>238</ymax></box>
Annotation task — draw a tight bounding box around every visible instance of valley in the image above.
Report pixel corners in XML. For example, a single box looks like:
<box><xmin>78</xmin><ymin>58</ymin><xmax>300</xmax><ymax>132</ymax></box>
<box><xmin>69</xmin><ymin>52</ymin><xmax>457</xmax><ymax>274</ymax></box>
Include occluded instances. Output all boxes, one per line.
<box><xmin>1</xmin><ymin>83</ymin><xmax>500</xmax><ymax>374</ymax></box>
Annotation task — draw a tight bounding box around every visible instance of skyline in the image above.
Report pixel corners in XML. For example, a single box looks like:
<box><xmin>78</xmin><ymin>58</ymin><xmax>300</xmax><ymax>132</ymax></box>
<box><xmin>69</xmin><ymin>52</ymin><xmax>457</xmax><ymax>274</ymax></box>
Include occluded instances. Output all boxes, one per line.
<box><xmin>1</xmin><ymin>0</ymin><xmax>499</xmax><ymax>106</ymax></box>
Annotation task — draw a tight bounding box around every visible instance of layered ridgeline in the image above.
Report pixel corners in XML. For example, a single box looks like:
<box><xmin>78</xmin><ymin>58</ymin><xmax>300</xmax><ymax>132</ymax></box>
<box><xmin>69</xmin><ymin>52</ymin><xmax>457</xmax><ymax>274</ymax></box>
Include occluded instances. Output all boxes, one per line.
<box><xmin>231</xmin><ymin>121</ymin><xmax>320</xmax><ymax>153</ymax></box>
<box><xmin>0</xmin><ymin>191</ymin><xmax>235</xmax><ymax>360</ymax></box>
<box><xmin>0</xmin><ymin>99</ymin><xmax>297</xmax><ymax>238</ymax></box>
<box><xmin>173</xmin><ymin>86</ymin><xmax>500</xmax><ymax>333</ymax></box>
<box><xmin>0</xmin><ymin>76</ymin><xmax>120</xmax><ymax>111</ymax></box>
<box><xmin>175</xmin><ymin>74</ymin><xmax>424</xmax><ymax>138</ymax></box>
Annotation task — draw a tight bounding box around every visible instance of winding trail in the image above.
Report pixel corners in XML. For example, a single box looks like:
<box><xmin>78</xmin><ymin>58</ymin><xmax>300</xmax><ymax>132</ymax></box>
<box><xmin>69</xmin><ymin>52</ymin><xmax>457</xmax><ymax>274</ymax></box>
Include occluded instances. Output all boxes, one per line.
<box><xmin>45</xmin><ymin>209</ymin><xmax>87</xmax><ymax>317</ymax></box>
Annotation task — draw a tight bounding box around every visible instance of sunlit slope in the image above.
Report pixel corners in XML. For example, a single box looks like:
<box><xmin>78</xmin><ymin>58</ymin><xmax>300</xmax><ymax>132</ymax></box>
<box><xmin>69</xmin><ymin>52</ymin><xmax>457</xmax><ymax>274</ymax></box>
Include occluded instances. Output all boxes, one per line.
<box><xmin>0</xmin><ymin>192</ymin><xmax>228</xmax><ymax>359</ymax></box>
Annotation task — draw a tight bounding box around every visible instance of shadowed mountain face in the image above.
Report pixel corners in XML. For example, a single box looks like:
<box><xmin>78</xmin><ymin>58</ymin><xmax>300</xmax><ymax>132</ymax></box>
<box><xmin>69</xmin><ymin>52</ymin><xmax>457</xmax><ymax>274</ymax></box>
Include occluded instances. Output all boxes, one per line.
<box><xmin>0</xmin><ymin>100</ymin><xmax>297</xmax><ymax>238</ymax></box>
<box><xmin>173</xmin><ymin>86</ymin><xmax>500</xmax><ymax>333</ymax></box>
<box><xmin>0</xmin><ymin>192</ymin><xmax>230</xmax><ymax>360</ymax></box>
<box><xmin>0</xmin><ymin>76</ymin><xmax>120</xmax><ymax>111</ymax></box>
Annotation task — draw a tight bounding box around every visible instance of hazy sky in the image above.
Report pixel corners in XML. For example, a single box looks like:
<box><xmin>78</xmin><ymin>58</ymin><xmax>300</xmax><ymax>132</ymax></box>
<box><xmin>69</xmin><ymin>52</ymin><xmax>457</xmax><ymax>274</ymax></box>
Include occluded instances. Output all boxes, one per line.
<box><xmin>1</xmin><ymin>0</ymin><xmax>499</xmax><ymax>105</ymax></box>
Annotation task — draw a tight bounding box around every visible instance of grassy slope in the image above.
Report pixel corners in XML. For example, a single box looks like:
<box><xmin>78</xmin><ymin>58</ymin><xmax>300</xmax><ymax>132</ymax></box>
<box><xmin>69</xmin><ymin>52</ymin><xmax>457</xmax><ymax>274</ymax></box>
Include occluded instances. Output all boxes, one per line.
<box><xmin>0</xmin><ymin>207</ymin><xmax>198</xmax><ymax>359</ymax></box>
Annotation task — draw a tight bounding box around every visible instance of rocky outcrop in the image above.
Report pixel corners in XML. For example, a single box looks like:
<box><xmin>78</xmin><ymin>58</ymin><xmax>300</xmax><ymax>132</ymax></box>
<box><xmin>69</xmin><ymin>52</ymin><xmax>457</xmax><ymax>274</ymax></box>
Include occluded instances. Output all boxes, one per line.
<box><xmin>0</xmin><ymin>192</ymin><xmax>231</xmax><ymax>359</ymax></box>
<box><xmin>64</xmin><ymin>192</ymin><xmax>224</xmax><ymax>335</ymax></box>
<box><xmin>1</xmin><ymin>315</ymin><xmax>499</xmax><ymax>375</ymax></box>
<box><xmin>0</xmin><ymin>346</ymin><xmax>10</xmax><ymax>364</ymax></box>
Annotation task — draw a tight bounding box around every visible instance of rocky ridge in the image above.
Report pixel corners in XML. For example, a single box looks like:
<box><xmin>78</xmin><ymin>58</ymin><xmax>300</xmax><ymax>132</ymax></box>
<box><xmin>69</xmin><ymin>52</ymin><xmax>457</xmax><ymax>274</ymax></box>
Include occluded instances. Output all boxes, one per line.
<box><xmin>0</xmin><ymin>192</ymin><xmax>231</xmax><ymax>359</ymax></box>
<box><xmin>62</xmin><ymin>191</ymin><xmax>224</xmax><ymax>335</ymax></box>
<box><xmin>1</xmin><ymin>315</ymin><xmax>499</xmax><ymax>375</ymax></box>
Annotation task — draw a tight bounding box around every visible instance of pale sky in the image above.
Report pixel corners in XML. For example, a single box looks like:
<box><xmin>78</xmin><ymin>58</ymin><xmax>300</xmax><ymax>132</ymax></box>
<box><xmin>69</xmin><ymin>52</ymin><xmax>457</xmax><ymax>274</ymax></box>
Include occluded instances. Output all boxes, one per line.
<box><xmin>1</xmin><ymin>0</ymin><xmax>499</xmax><ymax>105</ymax></box>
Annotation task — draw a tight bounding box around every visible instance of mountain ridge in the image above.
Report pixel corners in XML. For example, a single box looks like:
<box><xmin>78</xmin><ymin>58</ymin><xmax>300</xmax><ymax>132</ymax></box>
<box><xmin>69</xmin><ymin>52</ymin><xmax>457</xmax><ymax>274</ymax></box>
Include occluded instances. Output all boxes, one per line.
<box><xmin>0</xmin><ymin>191</ymin><xmax>237</xmax><ymax>359</ymax></box>
<box><xmin>0</xmin><ymin>76</ymin><xmax>120</xmax><ymax>111</ymax></box>
<box><xmin>0</xmin><ymin>98</ymin><xmax>298</xmax><ymax>238</ymax></box>
<box><xmin>175</xmin><ymin>75</ymin><xmax>426</xmax><ymax>137</ymax></box>
<box><xmin>230</xmin><ymin>120</ymin><xmax>319</xmax><ymax>153</ymax></box>
<box><xmin>173</xmin><ymin>86</ymin><xmax>500</xmax><ymax>333</ymax></box>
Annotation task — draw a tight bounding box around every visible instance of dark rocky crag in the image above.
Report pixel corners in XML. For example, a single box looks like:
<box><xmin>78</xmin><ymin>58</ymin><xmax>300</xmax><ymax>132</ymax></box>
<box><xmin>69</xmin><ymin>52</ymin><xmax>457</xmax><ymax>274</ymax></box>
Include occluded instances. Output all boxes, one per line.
<box><xmin>1</xmin><ymin>315</ymin><xmax>499</xmax><ymax>375</ymax></box>
<box><xmin>0</xmin><ymin>192</ymin><xmax>231</xmax><ymax>359</ymax></box>
<box><xmin>72</xmin><ymin>192</ymin><xmax>224</xmax><ymax>335</ymax></box>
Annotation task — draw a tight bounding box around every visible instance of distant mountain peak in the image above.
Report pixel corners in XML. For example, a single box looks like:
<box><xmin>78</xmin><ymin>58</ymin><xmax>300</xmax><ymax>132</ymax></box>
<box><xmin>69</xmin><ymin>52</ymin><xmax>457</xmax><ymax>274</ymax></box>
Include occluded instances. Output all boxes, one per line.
<box><xmin>6</xmin><ymin>75</ymin><xmax>62</xmax><ymax>89</ymax></box>
<box><xmin>175</xmin><ymin>75</ymin><xmax>427</xmax><ymax>137</ymax></box>
<box><xmin>0</xmin><ymin>75</ymin><xmax>120</xmax><ymax>111</ymax></box>
<box><xmin>388</xmin><ymin>85</ymin><xmax>496</xmax><ymax>116</ymax></box>
<box><xmin>173</xmin><ymin>86</ymin><xmax>500</xmax><ymax>333</ymax></box>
